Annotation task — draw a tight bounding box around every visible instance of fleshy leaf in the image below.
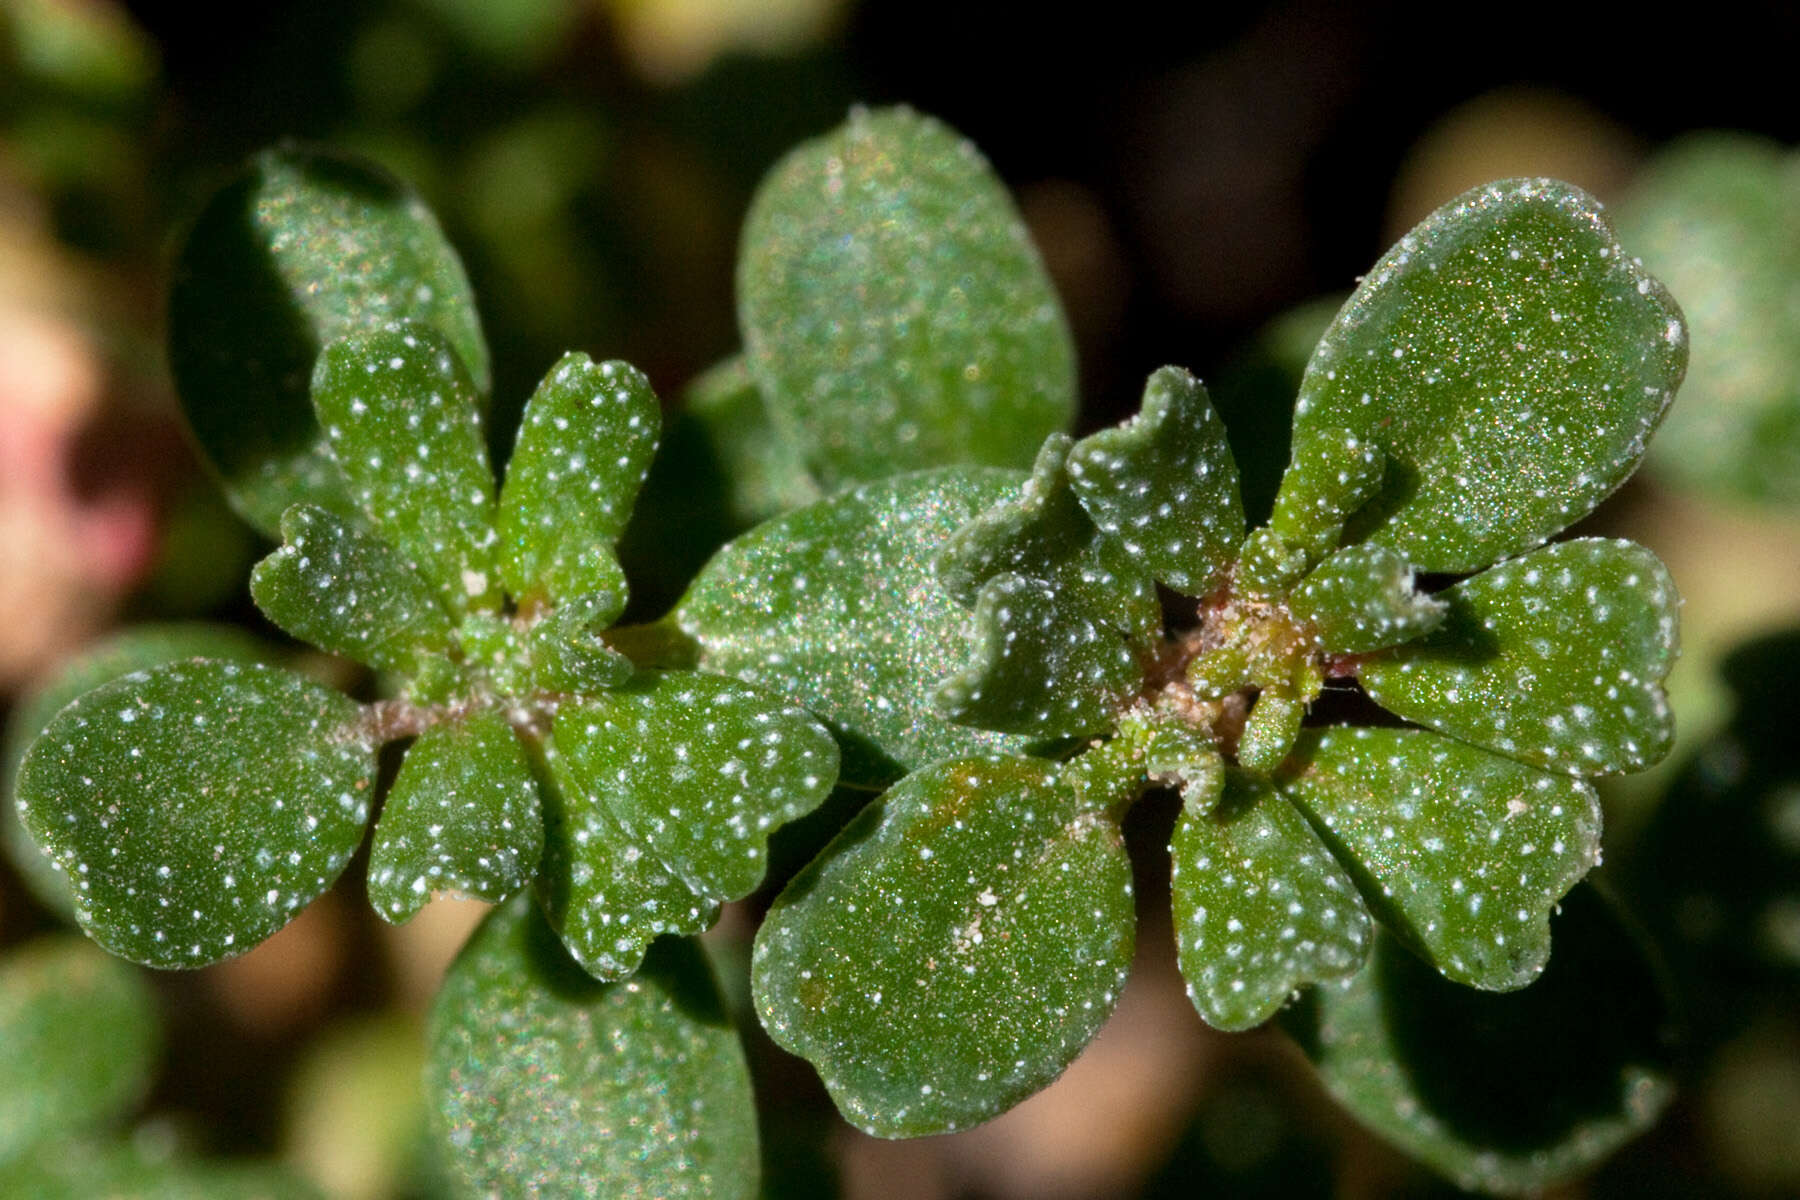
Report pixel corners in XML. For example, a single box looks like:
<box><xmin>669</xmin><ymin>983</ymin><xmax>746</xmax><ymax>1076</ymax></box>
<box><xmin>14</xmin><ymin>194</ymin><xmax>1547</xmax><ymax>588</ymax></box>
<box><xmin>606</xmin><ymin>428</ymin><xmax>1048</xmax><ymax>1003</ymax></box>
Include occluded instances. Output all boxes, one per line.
<box><xmin>428</xmin><ymin>895</ymin><xmax>758</xmax><ymax>1199</ymax></box>
<box><xmin>677</xmin><ymin>467</ymin><xmax>1030</xmax><ymax>782</ymax></box>
<box><xmin>738</xmin><ymin>106</ymin><xmax>1075</xmax><ymax>486</ymax></box>
<box><xmin>525</xmin><ymin>593</ymin><xmax>635</xmax><ymax>694</ymax></box>
<box><xmin>1288</xmin><ymin>543</ymin><xmax>1446</xmax><ymax>656</ymax></box>
<box><xmin>1066</xmin><ymin>366</ymin><xmax>1245</xmax><ymax>595</ymax></box>
<box><xmin>366</xmin><ymin>710</ymin><xmax>542</xmax><ymax>923</ymax></box>
<box><xmin>3</xmin><ymin>625</ymin><xmax>272</xmax><ymax>920</ymax></box>
<box><xmin>1360</xmin><ymin>538</ymin><xmax>1679</xmax><ymax>776</ymax></box>
<box><xmin>16</xmin><ymin>660</ymin><xmax>377</xmax><ymax>968</ymax></box>
<box><xmin>535</xmin><ymin>740</ymin><xmax>716</xmax><ymax>981</ymax></box>
<box><xmin>250</xmin><ymin>504</ymin><xmax>454</xmax><ymax>673</ymax></box>
<box><xmin>937</xmin><ymin>435</ymin><xmax>1161</xmax><ymax>644</ymax></box>
<box><xmin>313</xmin><ymin>321</ymin><xmax>501</xmax><ymax>614</ymax></box>
<box><xmin>554</xmin><ymin>671</ymin><xmax>837</xmax><ymax>901</ymax></box>
<box><xmin>0</xmin><ymin>937</ymin><xmax>159</xmax><ymax>1164</ymax></box>
<box><xmin>1289</xmin><ymin>885</ymin><xmax>1675</xmax><ymax>1195</ymax></box>
<box><xmin>1171</xmin><ymin>768</ymin><xmax>1371</xmax><ymax>1031</ymax></box>
<box><xmin>1618</xmin><ymin>134</ymin><xmax>1800</xmax><ymax>506</ymax></box>
<box><xmin>753</xmin><ymin>755</ymin><xmax>1135</xmax><ymax>1137</ymax></box>
<box><xmin>1280</xmin><ymin>727</ymin><xmax>1601</xmax><ymax>991</ymax></box>
<box><xmin>168</xmin><ymin>146</ymin><xmax>487</xmax><ymax>535</ymax></box>
<box><xmin>1265</xmin><ymin>427</ymin><xmax>1384</xmax><ymax>563</ymax></box>
<box><xmin>497</xmin><ymin>354</ymin><xmax>659</xmax><ymax>606</ymax></box>
<box><xmin>935</xmin><ymin>573</ymin><xmax>1146</xmax><ymax>738</ymax></box>
<box><xmin>674</xmin><ymin>355</ymin><xmax>822</xmax><ymax>524</ymax></box>
<box><xmin>1276</xmin><ymin>178</ymin><xmax>1687</xmax><ymax>572</ymax></box>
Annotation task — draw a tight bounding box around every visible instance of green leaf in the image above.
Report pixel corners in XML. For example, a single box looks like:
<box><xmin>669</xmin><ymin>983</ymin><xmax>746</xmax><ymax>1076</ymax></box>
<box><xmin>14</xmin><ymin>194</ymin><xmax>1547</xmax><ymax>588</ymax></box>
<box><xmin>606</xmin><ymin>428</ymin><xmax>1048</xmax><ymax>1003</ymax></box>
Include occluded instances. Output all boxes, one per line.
<box><xmin>1265</xmin><ymin>427</ymin><xmax>1384</xmax><ymax>564</ymax></box>
<box><xmin>0</xmin><ymin>1139</ymin><xmax>324</xmax><ymax>1200</ymax></box>
<box><xmin>1171</xmin><ymin>768</ymin><xmax>1371</xmax><ymax>1032</ymax></box>
<box><xmin>1360</xmin><ymin>538</ymin><xmax>1679</xmax><ymax>776</ymax></box>
<box><xmin>497</xmin><ymin>354</ymin><xmax>659</xmax><ymax>607</ymax></box>
<box><xmin>934</xmin><ymin>572</ymin><xmax>1147</xmax><ymax>738</ymax></box>
<box><xmin>0</xmin><ymin>937</ymin><xmax>159</xmax><ymax>1164</ymax></box>
<box><xmin>1287</xmin><ymin>543</ymin><xmax>1446</xmax><ymax>656</ymax></box>
<box><xmin>1067</xmin><ymin>366</ymin><xmax>1246</xmax><ymax>595</ymax></box>
<box><xmin>250</xmin><ymin>504</ymin><xmax>454</xmax><ymax>673</ymax></box>
<box><xmin>428</xmin><ymin>896</ymin><xmax>758</xmax><ymax>1199</ymax></box>
<box><xmin>313</xmin><ymin>322</ymin><xmax>501</xmax><ymax>614</ymax></box>
<box><xmin>168</xmin><ymin>146</ymin><xmax>487</xmax><ymax>535</ymax></box>
<box><xmin>4</xmin><ymin>626</ymin><xmax>272</xmax><ymax>920</ymax></box>
<box><xmin>534</xmin><ymin>739</ymin><xmax>716</xmax><ymax>981</ymax></box>
<box><xmin>525</xmin><ymin>593</ymin><xmax>635</xmax><ymax>694</ymax></box>
<box><xmin>1618</xmin><ymin>134</ymin><xmax>1800</xmax><ymax>506</ymax></box>
<box><xmin>738</xmin><ymin>106</ymin><xmax>1075</xmax><ymax>486</ymax></box>
<box><xmin>938</xmin><ymin>435</ymin><xmax>1160</xmax><ymax>644</ymax></box>
<box><xmin>1276</xmin><ymin>179</ymin><xmax>1687</xmax><ymax>572</ymax></box>
<box><xmin>1280</xmin><ymin>727</ymin><xmax>1601</xmax><ymax>991</ymax></box>
<box><xmin>554</xmin><ymin>671</ymin><xmax>837</xmax><ymax>901</ymax></box>
<box><xmin>677</xmin><ymin>467</ymin><xmax>1030</xmax><ymax>782</ymax></box>
<box><xmin>16</xmin><ymin>660</ymin><xmax>377</xmax><ymax>968</ymax></box>
<box><xmin>1289</xmin><ymin>885</ymin><xmax>1675</xmax><ymax>1195</ymax></box>
<box><xmin>367</xmin><ymin>710</ymin><xmax>542</xmax><ymax>923</ymax></box>
<box><xmin>753</xmin><ymin>755</ymin><xmax>1135</xmax><ymax>1137</ymax></box>
<box><xmin>678</xmin><ymin>355</ymin><xmax>823</xmax><ymax>524</ymax></box>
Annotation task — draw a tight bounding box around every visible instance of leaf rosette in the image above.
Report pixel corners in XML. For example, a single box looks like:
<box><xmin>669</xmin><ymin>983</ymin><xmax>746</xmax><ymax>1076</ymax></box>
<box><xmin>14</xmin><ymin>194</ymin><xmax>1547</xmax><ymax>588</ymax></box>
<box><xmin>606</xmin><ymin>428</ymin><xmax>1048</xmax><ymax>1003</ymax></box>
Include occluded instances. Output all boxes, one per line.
<box><xmin>684</xmin><ymin>152</ymin><xmax>1685</xmax><ymax>1189</ymax></box>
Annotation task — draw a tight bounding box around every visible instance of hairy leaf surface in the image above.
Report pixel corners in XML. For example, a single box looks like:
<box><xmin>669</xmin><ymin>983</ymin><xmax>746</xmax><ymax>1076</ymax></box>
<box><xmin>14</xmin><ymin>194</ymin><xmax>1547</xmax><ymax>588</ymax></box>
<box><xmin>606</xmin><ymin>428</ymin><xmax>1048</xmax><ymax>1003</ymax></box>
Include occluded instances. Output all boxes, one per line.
<box><xmin>1288</xmin><ymin>544</ymin><xmax>1445</xmax><ymax>656</ymax></box>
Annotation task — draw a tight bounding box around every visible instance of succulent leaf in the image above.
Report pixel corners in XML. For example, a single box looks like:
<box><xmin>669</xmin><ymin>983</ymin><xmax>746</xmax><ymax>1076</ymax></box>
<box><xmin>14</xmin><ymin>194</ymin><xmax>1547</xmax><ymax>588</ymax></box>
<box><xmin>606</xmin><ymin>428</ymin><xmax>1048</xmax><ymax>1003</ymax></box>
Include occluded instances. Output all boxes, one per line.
<box><xmin>167</xmin><ymin>146</ymin><xmax>487</xmax><ymax>535</ymax></box>
<box><xmin>1360</xmin><ymin>538</ymin><xmax>1679</xmax><ymax>776</ymax></box>
<box><xmin>677</xmin><ymin>467</ymin><xmax>1030</xmax><ymax>782</ymax></box>
<box><xmin>934</xmin><ymin>572</ymin><xmax>1146</xmax><ymax>738</ymax></box>
<box><xmin>428</xmin><ymin>896</ymin><xmax>758</xmax><ymax>1199</ymax></box>
<box><xmin>1067</xmin><ymin>366</ymin><xmax>1245</xmax><ymax>595</ymax></box>
<box><xmin>1288</xmin><ymin>543</ymin><xmax>1447</xmax><ymax>656</ymax></box>
<box><xmin>0</xmin><ymin>937</ymin><xmax>159</xmax><ymax>1164</ymax></box>
<box><xmin>525</xmin><ymin>593</ymin><xmax>635</xmax><ymax>693</ymax></box>
<box><xmin>313</xmin><ymin>322</ymin><xmax>501</xmax><ymax>614</ymax></box>
<box><xmin>738</xmin><ymin>106</ymin><xmax>1075</xmax><ymax>487</ymax></box>
<box><xmin>753</xmin><ymin>755</ymin><xmax>1134</xmax><ymax>1137</ymax></box>
<box><xmin>250</xmin><ymin>504</ymin><xmax>454</xmax><ymax>673</ymax></box>
<box><xmin>16</xmin><ymin>660</ymin><xmax>377</xmax><ymax>968</ymax></box>
<box><xmin>1277</xmin><ymin>179</ymin><xmax>1687</xmax><ymax>572</ymax></box>
<box><xmin>497</xmin><ymin>354</ymin><xmax>659</xmax><ymax>606</ymax></box>
<box><xmin>1266</xmin><ymin>426</ymin><xmax>1384</xmax><ymax>563</ymax></box>
<box><xmin>1171</xmin><ymin>768</ymin><xmax>1371</xmax><ymax>1032</ymax></box>
<box><xmin>554</xmin><ymin>671</ymin><xmax>837</xmax><ymax>901</ymax></box>
<box><xmin>1280</xmin><ymin>727</ymin><xmax>1601</xmax><ymax>991</ymax></box>
<box><xmin>367</xmin><ymin>710</ymin><xmax>543</xmax><ymax>923</ymax></box>
<box><xmin>1290</xmin><ymin>885</ymin><xmax>1674</xmax><ymax>1195</ymax></box>
<box><xmin>535</xmin><ymin>741</ymin><xmax>716</xmax><ymax>981</ymax></box>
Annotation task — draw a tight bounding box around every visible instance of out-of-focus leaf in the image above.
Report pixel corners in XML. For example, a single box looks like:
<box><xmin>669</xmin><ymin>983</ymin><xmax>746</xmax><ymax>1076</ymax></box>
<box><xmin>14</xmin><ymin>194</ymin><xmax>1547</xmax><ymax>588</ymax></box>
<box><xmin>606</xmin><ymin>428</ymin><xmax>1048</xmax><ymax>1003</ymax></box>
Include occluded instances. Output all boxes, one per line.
<box><xmin>3</xmin><ymin>626</ymin><xmax>271</xmax><ymax>920</ymax></box>
<box><xmin>1171</xmin><ymin>769</ymin><xmax>1371</xmax><ymax>1031</ymax></box>
<box><xmin>0</xmin><ymin>1139</ymin><xmax>323</xmax><ymax>1199</ymax></box>
<box><xmin>1287</xmin><ymin>544</ymin><xmax>1445</xmax><ymax>656</ymax></box>
<box><xmin>1360</xmin><ymin>538</ymin><xmax>1678</xmax><ymax>776</ymax></box>
<box><xmin>250</xmin><ymin>504</ymin><xmax>453</xmax><ymax>674</ymax></box>
<box><xmin>497</xmin><ymin>354</ymin><xmax>658</xmax><ymax>607</ymax></box>
<box><xmin>0</xmin><ymin>937</ymin><xmax>159</xmax><ymax>1164</ymax></box>
<box><xmin>313</xmin><ymin>322</ymin><xmax>501</xmax><ymax>614</ymax></box>
<box><xmin>554</xmin><ymin>671</ymin><xmax>836</xmax><ymax>901</ymax></box>
<box><xmin>1618</xmin><ymin>134</ymin><xmax>1800</xmax><ymax>506</ymax></box>
<box><xmin>753</xmin><ymin>755</ymin><xmax>1134</xmax><ymax>1137</ymax></box>
<box><xmin>1280</xmin><ymin>727</ymin><xmax>1600</xmax><ymax>991</ymax></box>
<box><xmin>1289</xmin><ymin>885</ymin><xmax>1675</xmax><ymax>1195</ymax></box>
<box><xmin>17</xmin><ymin>661</ymin><xmax>377</xmax><ymax>968</ymax></box>
<box><xmin>677</xmin><ymin>467</ymin><xmax>1030</xmax><ymax>782</ymax></box>
<box><xmin>1067</xmin><ymin>366</ymin><xmax>1245</xmax><ymax>596</ymax></box>
<box><xmin>1275</xmin><ymin>179</ymin><xmax>1686</xmax><ymax>572</ymax></box>
<box><xmin>738</xmin><ymin>106</ymin><xmax>1075</xmax><ymax>486</ymax></box>
<box><xmin>367</xmin><ymin>711</ymin><xmax>542</xmax><ymax>922</ymax></box>
<box><xmin>428</xmin><ymin>895</ymin><xmax>758</xmax><ymax>1199</ymax></box>
<box><xmin>168</xmin><ymin>147</ymin><xmax>487</xmax><ymax>535</ymax></box>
